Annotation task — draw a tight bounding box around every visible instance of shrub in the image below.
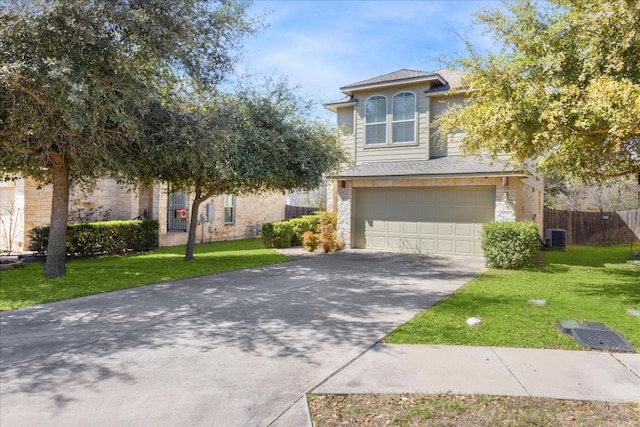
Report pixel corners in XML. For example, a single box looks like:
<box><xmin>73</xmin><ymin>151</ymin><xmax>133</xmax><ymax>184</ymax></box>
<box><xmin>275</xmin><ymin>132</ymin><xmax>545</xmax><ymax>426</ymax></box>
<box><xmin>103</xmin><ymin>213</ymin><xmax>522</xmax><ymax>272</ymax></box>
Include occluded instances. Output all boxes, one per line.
<box><xmin>28</xmin><ymin>220</ymin><xmax>159</xmax><ymax>256</ymax></box>
<box><xmin>301</xmin><ymin>231</ymin><xmax>320</xmax><ymax>252</ymax></box>
<box><xmin>261</xmin><ymin>221</ymin><xmax>294</xmax><ymax>248</ymax></box>
<box><xmin>481</xmin><ymin>221</ymin><xmax>541</xmax><ymax>269</ymax></box>
<box><xmin>318</xmin><ymin>211</ymin><xmax>338</xmax><ymax>253</ymax></box>
<box><xmin>290</xmin><ymin>215</ymin><xmax>320</xmax><ymax>246</ymax></box>
<box><xmin>321</xmin><ymin>228</ymin><xmax>337</xmax><ymax>253</ymax></box>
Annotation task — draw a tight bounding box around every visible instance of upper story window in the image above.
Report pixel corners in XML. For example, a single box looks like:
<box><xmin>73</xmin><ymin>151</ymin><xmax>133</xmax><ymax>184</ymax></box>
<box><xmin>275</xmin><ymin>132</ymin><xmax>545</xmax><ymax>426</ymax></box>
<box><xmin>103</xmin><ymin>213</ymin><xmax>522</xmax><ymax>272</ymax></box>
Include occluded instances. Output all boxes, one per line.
<box><xmin>392</xmin><ymin>92</ymin><xmax>415</xmax><ymax>143</ymax></box>
<box><xmin>365</xmin><ymin>95</ymin><xmax>387</xmax><ymax>145</ymax></box>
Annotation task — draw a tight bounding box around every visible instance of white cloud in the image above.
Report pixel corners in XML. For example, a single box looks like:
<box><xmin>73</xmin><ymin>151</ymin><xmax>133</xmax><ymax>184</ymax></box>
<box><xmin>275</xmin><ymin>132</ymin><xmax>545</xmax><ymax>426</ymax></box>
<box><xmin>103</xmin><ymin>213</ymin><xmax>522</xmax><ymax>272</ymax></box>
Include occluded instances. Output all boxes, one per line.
<box><xmin>235</xmin><ymin>0</ymin><xmax>501</xmax><ymax>120</ymax></box>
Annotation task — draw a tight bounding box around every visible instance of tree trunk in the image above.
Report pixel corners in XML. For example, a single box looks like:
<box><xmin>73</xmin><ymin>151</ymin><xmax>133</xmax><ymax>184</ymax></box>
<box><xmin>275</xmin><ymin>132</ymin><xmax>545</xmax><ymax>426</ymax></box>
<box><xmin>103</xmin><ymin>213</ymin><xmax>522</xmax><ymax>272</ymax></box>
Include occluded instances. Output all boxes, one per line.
<box><xmin>184</xmin><ymin>198</ymin><xmax>205</xmax><ymax>261</ymax></box>
<box><xmin>184</xmin><ymin>190</ymin><xmax>205</xmax><ymax>261</ymax></box>
<box><xmin>44</xmin><ymin>160</ymin><xmax>70</xmax><ymax>278</ymax></box>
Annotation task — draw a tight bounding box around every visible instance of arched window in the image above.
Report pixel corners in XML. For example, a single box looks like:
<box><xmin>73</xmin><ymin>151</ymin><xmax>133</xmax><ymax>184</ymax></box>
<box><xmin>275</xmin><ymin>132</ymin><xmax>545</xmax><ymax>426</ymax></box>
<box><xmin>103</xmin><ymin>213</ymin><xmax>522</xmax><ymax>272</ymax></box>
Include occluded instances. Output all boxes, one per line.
<box><xmin>392</xmin><ymin>92</ymin><xmax>415</xmax><ymax>143</ymax></box>
<box><xmin>365</xmin><ymin>95</ymin><xmax>387</xmax><ymax>145</ymax></box>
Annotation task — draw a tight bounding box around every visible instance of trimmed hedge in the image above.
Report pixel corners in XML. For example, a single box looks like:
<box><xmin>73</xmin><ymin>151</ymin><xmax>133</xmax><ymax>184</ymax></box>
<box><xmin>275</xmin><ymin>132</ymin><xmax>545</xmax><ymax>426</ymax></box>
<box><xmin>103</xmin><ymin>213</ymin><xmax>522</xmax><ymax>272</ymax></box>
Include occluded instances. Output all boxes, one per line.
<box><xmin>481</xmin><ymin>221</ymin><xmax>541</xmax><ymax>269</ymax></box>
<box><xmin>28</xmin><ymin>220</ymin><xmax>159</xmax><ymax>256</ymax></box>
<box><xmin>261</xmin><ymin>221</ymin><xmax>294</xmax><ymax>248</ymax></box>
<box><xmin>290</xmin><ymin>215</ymin><xmax>320</xmax><ymax>246</ymax></box>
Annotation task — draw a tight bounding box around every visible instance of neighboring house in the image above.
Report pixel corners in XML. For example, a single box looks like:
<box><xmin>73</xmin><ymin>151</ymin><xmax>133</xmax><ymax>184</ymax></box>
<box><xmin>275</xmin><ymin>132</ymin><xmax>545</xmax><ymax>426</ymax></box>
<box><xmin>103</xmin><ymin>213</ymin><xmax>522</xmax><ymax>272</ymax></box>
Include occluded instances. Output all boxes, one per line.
<box><xmin>0</xmin><ymin>177</ymin><xmax>286</xmax><ymax>253</ymax></box>
<box><xmin>324</xmin><ymin>69</ymin><xmax>544</xmax><ymax>256</ymax></box>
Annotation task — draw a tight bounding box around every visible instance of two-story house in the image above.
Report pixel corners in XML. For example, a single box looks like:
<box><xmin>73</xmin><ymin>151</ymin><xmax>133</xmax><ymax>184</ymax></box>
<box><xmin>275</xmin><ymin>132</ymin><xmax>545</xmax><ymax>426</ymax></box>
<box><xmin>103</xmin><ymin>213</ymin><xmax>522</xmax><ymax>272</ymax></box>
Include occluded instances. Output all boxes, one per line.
<box><xmin>324</xmin><ymin>69</ymin><xmax>543</xmax><ymax>256</ymax></box>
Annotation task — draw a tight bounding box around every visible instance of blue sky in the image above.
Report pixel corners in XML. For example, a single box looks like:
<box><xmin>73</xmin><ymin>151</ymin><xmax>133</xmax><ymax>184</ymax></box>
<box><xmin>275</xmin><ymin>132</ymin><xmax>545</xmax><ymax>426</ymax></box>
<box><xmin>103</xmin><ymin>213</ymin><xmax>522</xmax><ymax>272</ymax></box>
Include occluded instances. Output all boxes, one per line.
<box><xmin>236</xmin><ymin>0</ymin><xmax>500</xmax><ymax>121</ymax></box>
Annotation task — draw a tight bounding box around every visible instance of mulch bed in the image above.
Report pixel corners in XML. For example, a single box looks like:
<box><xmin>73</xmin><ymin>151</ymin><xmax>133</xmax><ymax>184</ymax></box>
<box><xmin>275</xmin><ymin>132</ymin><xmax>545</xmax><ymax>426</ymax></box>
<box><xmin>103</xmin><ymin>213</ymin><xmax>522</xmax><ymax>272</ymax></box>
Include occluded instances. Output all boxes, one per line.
<box><xmin>308</xmin><ymin>393</ymin><xmax>640</xmax><ymax>426</ymax></box>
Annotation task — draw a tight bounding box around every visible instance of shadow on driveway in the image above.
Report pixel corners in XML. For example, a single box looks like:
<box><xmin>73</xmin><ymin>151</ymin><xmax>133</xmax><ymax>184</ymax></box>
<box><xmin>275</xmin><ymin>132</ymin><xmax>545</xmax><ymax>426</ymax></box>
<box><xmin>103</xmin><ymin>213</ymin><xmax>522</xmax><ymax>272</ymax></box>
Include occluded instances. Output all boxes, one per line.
<box><xmin>1</xmin><ymin>251</ymin><xmax>484</xmax><ymax>426</ymax></box>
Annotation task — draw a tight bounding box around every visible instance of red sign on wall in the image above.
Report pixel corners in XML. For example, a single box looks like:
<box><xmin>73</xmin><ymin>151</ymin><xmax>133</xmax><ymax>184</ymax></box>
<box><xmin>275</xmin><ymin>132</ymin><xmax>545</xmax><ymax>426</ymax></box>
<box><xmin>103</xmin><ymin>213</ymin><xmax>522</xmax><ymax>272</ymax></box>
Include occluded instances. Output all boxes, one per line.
<box><xmin>175</xmin><ymin>209</ymin><xmax>187</xmax><ymax>220</ymax></box>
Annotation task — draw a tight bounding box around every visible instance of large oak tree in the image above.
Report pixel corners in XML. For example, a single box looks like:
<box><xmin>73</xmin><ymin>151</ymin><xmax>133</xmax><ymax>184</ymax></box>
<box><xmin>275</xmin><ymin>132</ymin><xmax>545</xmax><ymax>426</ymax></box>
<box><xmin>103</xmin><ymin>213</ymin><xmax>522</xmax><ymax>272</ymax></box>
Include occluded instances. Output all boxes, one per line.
<box><xmin>142</xmin><ymin>81</ymin><xmax>347</xmax><ymax>261</ymax></box>
<box><xmin>0</xmin><ymin>0</ymin><xmax>258</xmax><ymax>277</ymax></box>
<box><xmin>436</xmin><ymin>0</ymin><xmax>640</xmax><ymax>182</ymax></box>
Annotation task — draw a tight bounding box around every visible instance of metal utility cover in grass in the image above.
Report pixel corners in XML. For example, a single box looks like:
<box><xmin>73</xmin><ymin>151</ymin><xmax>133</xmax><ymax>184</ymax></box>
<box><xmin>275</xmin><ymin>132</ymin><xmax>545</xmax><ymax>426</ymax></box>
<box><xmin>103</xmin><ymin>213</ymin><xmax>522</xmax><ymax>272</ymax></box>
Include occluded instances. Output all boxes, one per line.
<box><xmin>571</xmin><ymin>328</ymin><xmax>635</xmax><ymax>353</ymax></box>
<box><xmin>556</xmin><ymin>319</ymin><xmax>635</xmax><ymax>353</ymax></box>
<box><xmin>556</xmin><ymin>319</ymin><xmax>582</xmax><ymax>334</ymax></box>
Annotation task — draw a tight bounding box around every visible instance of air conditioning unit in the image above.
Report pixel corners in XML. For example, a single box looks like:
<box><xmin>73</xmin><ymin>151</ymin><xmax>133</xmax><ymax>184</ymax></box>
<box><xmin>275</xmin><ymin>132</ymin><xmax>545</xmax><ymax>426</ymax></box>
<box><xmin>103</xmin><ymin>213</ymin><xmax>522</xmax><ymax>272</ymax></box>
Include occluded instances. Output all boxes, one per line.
<box><xmin>545</xmin><ymin>228</ymin><xmax>567</xmax><ymax>249</ymax></box>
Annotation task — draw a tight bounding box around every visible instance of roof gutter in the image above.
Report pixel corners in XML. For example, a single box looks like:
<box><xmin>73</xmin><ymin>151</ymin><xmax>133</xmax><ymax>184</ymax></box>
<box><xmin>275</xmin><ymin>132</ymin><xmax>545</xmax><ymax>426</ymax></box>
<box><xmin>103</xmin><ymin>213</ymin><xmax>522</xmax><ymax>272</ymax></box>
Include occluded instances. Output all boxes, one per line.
<box><xmin>329</xmin><ymin>171</ymin><xmax>529</xmax><ymax>180</ymax></box>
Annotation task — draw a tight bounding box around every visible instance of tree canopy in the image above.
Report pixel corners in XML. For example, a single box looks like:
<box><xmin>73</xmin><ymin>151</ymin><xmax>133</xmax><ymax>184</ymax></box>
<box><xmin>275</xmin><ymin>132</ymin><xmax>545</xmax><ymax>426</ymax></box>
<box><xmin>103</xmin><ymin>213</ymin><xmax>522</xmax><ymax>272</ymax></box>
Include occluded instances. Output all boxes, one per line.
<box><xmin>0</xmin><ymin>0</ymin><xmax>258</xmax><ymax>277</ymax></box>
<box><xmin>140</xmin><ymin>81</ymin><xmax>347</xmax><ymax>261</ymax></box>
<box><xmin>436</xmin><ymin>0</ymin><xmax>640</xmax><ymax>182</ymax></box>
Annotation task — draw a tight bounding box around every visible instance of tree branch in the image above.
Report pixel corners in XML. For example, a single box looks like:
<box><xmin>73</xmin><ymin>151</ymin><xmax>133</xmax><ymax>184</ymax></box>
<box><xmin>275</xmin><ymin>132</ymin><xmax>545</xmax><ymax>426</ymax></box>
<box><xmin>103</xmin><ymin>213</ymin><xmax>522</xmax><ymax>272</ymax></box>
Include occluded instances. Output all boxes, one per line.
<box><xmin>10</xmin><ymin>75</ymin><xmax>47</xmax><ymax>106</ymax></box>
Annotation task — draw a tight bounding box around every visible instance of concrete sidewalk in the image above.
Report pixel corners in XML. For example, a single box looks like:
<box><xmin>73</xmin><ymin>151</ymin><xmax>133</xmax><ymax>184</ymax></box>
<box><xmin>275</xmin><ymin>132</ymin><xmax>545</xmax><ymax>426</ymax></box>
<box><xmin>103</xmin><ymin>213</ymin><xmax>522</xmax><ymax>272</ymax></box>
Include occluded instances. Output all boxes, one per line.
<box><xmin>313</xmin><ymin>344</ymin><xmax>640</xmax><ymax>403</ymax></box>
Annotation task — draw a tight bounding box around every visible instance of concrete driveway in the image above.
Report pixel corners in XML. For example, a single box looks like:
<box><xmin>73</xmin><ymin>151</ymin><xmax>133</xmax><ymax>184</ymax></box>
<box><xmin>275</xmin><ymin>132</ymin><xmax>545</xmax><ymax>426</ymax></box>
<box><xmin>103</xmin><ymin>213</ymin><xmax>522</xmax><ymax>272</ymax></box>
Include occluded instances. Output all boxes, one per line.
<box><xmin>0</xmin><ymin>250</ymin><xmax>484</xmax><ymax>426</ymax></box>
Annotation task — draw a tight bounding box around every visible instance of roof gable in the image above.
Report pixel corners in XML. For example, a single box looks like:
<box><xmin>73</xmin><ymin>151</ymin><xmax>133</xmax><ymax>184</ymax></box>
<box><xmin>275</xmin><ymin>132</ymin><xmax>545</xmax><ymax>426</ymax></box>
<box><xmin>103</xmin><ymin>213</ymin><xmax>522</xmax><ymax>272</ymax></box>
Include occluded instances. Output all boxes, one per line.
<box><xmin>324</xmin><ymin>68</ymin><xmax>466</xmax><ymax>111</ymax></box>
<box><xmin>339</xmin><ymin>68</ymin><xmax>447</xmax><ymax>95</ymax></box>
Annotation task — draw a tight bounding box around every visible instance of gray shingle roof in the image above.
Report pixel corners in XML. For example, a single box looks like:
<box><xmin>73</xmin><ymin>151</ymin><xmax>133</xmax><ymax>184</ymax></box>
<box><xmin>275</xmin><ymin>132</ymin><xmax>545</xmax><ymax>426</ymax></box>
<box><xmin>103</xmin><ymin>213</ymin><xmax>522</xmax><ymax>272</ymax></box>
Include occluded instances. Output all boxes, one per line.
<box><xmin>340</xmin><ymin>69</ymin><xmax>444</xmax><ymax>91</ymax></box>
<box><xmin>333</xmin><ymin>156</ymin><xmax>522</xmax><ymax>179</ymax></box>
<box><xmin>325</xmin><ymin>69</ymin><xmax>467</xmax><ymax>109</ymax></box>
<box><xmin>323</xmin><ymin>95</ymin><xmax>356</xmax><ymax>108</ymax></box>
<box><xmin>426</xmin><ymin>68</ymin><xmax>466</xmax><ymax>93</ymax></box>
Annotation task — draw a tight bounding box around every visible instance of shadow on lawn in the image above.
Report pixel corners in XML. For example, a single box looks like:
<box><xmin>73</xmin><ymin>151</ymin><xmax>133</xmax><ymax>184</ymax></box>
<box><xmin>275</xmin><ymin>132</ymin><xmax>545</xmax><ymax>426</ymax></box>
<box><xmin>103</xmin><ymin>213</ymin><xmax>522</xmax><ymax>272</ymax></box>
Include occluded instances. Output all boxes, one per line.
<box><xmin>574</xmin><ymin>265</ymin><xmax>640</xmax><ymax>305</ymax></box>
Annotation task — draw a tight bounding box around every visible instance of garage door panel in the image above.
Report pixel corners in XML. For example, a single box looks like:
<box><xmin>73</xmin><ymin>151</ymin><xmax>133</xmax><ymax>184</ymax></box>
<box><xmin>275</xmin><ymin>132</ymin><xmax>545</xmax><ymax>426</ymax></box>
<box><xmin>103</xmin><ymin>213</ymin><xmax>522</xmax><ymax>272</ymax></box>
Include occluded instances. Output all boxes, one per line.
<box><xmin>437</xmin><ymin>239</ymin><xmax>454</xmax><ymax>253</ymax></box>
<box><xmin>420</xmin><ymin>239</ymin><xmax>436</xmax><ymax>252</ymax></box>
<box><xmin>403</xmin><ymin>222</ymin><xmax>418</xmax><ymax>234</ymax></box>
<box><xmin>354</xmin><ymin>187</ymin><xmax>495</xmax><ymax>256</ymax></box>
<box><xmin>371</xmin><ymin>220</ymin><xmax>386</xmax><ymax>232</ymax></box>
<box><xmin>387</xmin><ymin>236</ymin><xmax>403</xmax><ymax>250</ymax></box>
<box><xmin>371</xmin><ymin>235</ymin><xmax>386</xmax><ymax>249</ymax></box>
<box><xmin>404</xmin><ymin>237</ymin><xmax>419</xmax><ymax>251</ymax></box>
<box><xmin>387</xmin><ymin>221</ymin><xmax>402</xmax><ymax>233</ymax></box>
<box><xmin>437</xmin><ymin>223</ymin><xmax>454</xmax><ymax>236</ymax></box>
<box><xmin>455</xmin><ymin>240</ymin><xmax>473</xmax><ymax>255</ymax></box>
<box><xmin>455</xmin><ymin>223</ymin><xmax>473</xmax><ymax>237</ymax></box>
<box><xmin>420</xmin><ymin>222</ymin><xmax>436</xmax><ymax>235</ymax></box>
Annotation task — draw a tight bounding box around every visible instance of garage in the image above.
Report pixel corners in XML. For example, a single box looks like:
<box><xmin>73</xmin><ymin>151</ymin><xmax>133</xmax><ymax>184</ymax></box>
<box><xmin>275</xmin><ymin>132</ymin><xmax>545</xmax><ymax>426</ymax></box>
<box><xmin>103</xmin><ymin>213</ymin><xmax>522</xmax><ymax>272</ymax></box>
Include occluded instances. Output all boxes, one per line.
<box><xmin>353</xmin><ymin>187</ymin><xmax>495</xmax><ymax>255</ymax></box>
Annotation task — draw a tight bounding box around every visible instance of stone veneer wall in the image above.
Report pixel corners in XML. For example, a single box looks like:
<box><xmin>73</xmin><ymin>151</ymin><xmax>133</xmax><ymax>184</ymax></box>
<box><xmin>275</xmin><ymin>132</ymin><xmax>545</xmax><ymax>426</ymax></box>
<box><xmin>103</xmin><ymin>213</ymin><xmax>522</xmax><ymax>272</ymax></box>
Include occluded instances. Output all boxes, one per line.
<box><xmin>5</xmin><ymin>176</ymin><xmax>288</xmax><ymax>252</ymax></box>
<box><xmin>15</xmin><ymin>177</ymin><xmax>155</xmax><ymax>251</ymax></box>
<box><xmin>159</xmin><ymin>192</ymin><xmax>286</xmax><ymax>247</ymax></box>
<box><xmin>67</xmin><ymin>178</ymin><xmax>145</xmax><ymax>221</ymax></box>
<box><xmin>330</xmin><ymin>175</ymin><xmax>544</xmax><ymax>249</ymax></box>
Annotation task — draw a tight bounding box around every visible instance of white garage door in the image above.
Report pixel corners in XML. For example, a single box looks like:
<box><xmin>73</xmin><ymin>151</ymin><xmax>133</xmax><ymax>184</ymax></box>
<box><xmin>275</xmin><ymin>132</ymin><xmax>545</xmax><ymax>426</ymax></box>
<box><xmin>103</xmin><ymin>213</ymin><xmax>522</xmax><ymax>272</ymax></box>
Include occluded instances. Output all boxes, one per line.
<box><xmin>353</xmin><ymin>187</ymin><xmax>495</xmax><ymax>256</ymax></box>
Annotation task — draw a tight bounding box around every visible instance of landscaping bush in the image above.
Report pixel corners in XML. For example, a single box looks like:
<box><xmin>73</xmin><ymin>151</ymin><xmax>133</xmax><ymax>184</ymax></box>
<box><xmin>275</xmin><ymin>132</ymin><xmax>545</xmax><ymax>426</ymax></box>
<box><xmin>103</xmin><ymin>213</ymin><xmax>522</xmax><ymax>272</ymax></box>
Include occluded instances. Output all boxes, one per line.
<box><xmin>261</xmin><ymin>221</ymin><xmax>294</xmax><ymax>248</ymax></box>
<box><xmin>301</xmin><ymin>215</ymin><xmax>320</xmax><ymax>233</ymax></box>
<box><xmin>28</xmin><ymin>220</ymin><xmax>159</xmax><ymax>256</ymax></box>
<box><xmin>481</xmin><ymin>221</ymin><xmax>540</xmax><ymax>269</ymax></box>
<box><xmin>290</xmin><ymin>215</ymin><xmax>320</xmax><ymax>246</ymax></box>
<box><xmin>318</xmin><ymin>211</ymin><xmax>338</xmax><ymax>253</ymax></box>
<box><xmin>302</xmin><ymin>231</ymin><xmax>320</xmax><ymax>252</ymax></box>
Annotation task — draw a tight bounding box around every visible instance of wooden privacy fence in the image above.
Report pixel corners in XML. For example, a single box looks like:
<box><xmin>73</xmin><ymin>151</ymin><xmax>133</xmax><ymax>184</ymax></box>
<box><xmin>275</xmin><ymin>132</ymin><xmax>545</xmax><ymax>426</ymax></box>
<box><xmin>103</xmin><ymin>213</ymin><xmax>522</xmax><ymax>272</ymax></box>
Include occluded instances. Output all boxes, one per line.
<box><xmin>544</xmin><ymin>208</ymin><xmax>640</xmax><ymax>245</ymax></box>
<box><xmin>284</xmin><ymin>205</ymin><xmax>319</xmax><ymax>220</ymax></box>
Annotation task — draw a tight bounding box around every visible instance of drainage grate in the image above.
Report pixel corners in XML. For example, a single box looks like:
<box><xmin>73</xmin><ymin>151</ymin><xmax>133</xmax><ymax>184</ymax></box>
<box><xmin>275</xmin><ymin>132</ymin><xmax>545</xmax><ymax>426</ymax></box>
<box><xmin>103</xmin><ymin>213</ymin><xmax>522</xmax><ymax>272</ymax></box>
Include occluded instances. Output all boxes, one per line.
<box><xmin>556</xmin><ymin>319</ymin><xmax>635</xmax><ymax>352</ymax></box>
<box><xmin>571</xmin><ymin>328</ymin><xmax>635</xmax><ymax>352</ymax></box>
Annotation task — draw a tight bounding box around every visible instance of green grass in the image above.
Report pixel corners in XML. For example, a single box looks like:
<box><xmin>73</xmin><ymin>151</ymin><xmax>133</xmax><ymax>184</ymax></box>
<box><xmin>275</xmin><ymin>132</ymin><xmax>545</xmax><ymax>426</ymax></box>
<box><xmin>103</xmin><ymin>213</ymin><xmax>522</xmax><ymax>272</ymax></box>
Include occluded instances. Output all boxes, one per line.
<box><xmin>0</xmin><ymin>238</ymin><xmax>288</xmax><ymax>311</ymax></box>
<box><xmin>387</xmin><ymin>244</ymin><xmax>640</xmax><ymax>350</ymax></box>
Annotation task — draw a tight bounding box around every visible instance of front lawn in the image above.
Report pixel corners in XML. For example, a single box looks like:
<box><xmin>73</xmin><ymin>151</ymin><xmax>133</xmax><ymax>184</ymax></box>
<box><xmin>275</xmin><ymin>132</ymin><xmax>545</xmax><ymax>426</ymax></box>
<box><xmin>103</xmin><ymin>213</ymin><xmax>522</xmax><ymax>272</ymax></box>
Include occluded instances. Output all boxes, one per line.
<box><xmin>387</xmin><ymin>244</ymin><xmax>640</xmax><ymax>350</ymax></box>
<box><xmin>0</xmin><ymin>238</ymin><xmax>288</xmax><ymax>311</ymax></box>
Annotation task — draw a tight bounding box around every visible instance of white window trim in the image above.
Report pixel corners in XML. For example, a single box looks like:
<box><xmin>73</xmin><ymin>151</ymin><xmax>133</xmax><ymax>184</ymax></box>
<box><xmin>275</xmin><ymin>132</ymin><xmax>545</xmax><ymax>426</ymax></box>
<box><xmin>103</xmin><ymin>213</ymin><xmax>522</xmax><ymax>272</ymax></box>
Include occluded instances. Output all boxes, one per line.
<box><xmin>392</xmin><ymin>91</ymin><xmax>416</xmax><ymax>144</ymax></box>
<box><xmin>362</xmin><ymin>92</ymin><xmax>418</xmax><ymax>149</ymax></box>
<box><xmin>364</xmin><ymin>94</ymin><xmax>387</xmax><ymax>145</ymax></box>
